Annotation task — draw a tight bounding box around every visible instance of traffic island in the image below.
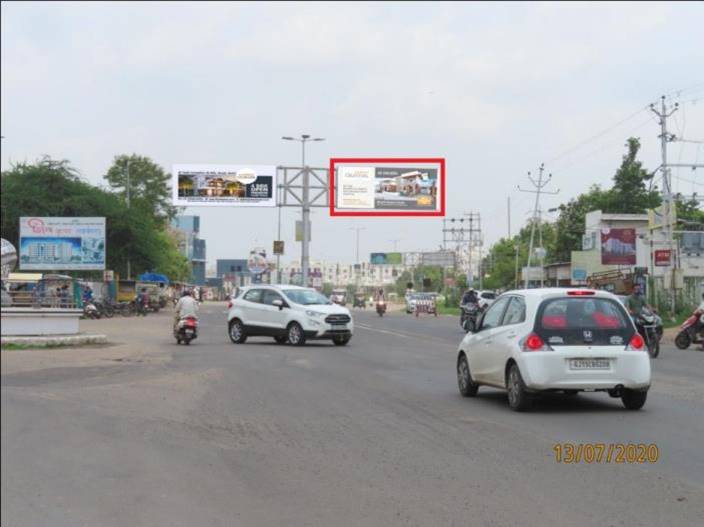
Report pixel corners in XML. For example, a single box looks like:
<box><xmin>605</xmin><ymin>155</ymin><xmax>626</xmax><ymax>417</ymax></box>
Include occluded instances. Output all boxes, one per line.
<box><xmin>1</xmin><ymin>333</ymin><xmax>108</xmax><ymax>349</ymax></box>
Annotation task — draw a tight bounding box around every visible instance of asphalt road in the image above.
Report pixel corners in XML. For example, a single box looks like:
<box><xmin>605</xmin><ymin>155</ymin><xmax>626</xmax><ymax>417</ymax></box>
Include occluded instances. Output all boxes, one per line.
<box><xmin>2</xmin><ymin>303</ymin><xmax>703</xmax><ymax>526</ymax></box>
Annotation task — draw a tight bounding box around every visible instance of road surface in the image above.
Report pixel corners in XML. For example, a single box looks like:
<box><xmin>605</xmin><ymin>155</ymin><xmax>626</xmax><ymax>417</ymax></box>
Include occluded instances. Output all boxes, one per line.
<box><xmin>2</xmin><ymin>303</ymin><xmax>703</xmax><ymax>526</ymax></box>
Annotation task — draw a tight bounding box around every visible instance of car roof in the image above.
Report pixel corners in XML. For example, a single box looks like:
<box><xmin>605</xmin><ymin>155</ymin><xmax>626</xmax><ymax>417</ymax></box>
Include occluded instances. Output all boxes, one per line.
<box><xmin>241</xmin><ymin>284</ymin><xmax>311</xmax><ymax>291</ymax></box>
<box><xmin>503</xmin><ymin>288</ymin><xmax>618</xmax><ymax>300</ymax></box>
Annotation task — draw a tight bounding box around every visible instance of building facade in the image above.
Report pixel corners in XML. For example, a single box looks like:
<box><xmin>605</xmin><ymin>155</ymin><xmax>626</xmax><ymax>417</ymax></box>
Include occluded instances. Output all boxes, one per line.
<box><xmin>171</xmin><ymin>215</ymin><xmax>207</xmax><ymax>285</ymax></box>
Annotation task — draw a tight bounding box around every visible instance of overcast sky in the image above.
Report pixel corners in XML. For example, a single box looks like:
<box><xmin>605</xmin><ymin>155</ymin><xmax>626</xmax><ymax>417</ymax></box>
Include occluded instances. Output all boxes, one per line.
<box><xmin>2</xmin><ymin>1</ymin><xmax>703</xmax><ymax>269</ymax></box>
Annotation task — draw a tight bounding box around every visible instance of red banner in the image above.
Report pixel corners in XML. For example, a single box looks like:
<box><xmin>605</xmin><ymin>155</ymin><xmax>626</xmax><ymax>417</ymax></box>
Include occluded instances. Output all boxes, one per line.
<box><xmin>654</xmin><ymin>249</ymin><xmax>671</xmax><ymax>266</ymax></box>
<box><xmin>601</xmin><ymin>228</ymin><xmax>636</xmax><ymax>265</ymax></box>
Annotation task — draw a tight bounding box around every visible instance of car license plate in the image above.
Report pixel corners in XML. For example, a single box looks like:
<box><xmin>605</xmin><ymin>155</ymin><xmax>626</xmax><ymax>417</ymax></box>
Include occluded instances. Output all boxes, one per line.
<box><xmin>569</xmin><ymin>358</ymin><xmax>610</xmax><ymax>370</ymax></box>
<box><xmin>331</xmin><ymin>323</ymin><xmax>346</xmax><ymax>329</ymax></box>
<box><xmin>185</xmin><ymin>329</ymin><xmax>194</xmax><ymax>335</ymax></box>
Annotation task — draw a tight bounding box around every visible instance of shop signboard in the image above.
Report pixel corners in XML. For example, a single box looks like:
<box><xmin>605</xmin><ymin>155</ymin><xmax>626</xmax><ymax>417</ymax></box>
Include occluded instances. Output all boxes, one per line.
<box><xmin>654</xmin><ymin>249</ymin><xmax>671</xmax><ymax>267</ymax></box>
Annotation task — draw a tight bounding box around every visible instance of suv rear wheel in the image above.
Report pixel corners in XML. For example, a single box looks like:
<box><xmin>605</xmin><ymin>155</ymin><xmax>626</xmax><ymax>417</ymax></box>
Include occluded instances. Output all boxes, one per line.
<box><xmin>228</xmin><ymin>319</ymin><xmax>247</xmax><ymax>344</ymax></box>
<box><xmin>287</xmin><ymin>322</ymin><xmax>306</xmax><ymax>346</ymax></box>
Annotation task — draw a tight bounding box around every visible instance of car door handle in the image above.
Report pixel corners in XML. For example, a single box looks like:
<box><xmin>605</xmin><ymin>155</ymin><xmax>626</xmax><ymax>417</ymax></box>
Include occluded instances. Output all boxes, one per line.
<box><xmin>505</xmin><ymin>333</ymin><xmax>516</xmax><ymax>339</ymax></box>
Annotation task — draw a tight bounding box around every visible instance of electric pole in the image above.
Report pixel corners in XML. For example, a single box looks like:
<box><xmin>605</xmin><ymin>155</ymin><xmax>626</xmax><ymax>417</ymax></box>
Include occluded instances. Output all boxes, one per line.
<box><xmin>125</xmin><ymin>158</ymin><xmax>131</xmax><ymax>280</ymax></box>
<box><xmin>518</xmin><ymin>163</ymin><xmax>559</xmax><ymax>288</ymax></box>
<box><xmin>650</xmin><ymin>96</ymin><xmax>678</xmax><ymax>313</ymax></box>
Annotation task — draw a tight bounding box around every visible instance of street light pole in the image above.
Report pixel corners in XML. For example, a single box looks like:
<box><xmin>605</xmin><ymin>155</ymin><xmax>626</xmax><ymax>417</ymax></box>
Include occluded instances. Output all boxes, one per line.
<box><xmin>126</xmin><ymin>158</ymin><xmax>131</xmax><ymax>280</ymax></box>
<box><xmin>282</xmin><ymin>134</ymin><xmax>325</xmax><ymax>288</ymax></box>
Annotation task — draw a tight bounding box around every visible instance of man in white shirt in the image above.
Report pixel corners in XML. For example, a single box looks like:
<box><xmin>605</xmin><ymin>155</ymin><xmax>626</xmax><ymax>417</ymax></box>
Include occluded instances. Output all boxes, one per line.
<box><xmin>174</xmin><ymin>290</ymin><xmax>199</xmax><ymax>331</ymax></box>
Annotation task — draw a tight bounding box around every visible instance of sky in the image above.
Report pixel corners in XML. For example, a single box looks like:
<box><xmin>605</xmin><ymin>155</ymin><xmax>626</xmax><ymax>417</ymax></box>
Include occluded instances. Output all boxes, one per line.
<box><xmin>2</xmin><ymin>1</ymin><xmax>703</xmax><ymax>271</ymax></box>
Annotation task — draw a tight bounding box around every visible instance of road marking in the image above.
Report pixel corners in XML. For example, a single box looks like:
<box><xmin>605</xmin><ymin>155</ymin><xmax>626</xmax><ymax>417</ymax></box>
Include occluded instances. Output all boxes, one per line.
<box><xmin>356</xmin><ymin>323</ymin><xmax>457</xmax><ymax>346</ymax></box>
<box><xmin>355</xmin><ymin>324</ymin><xmax>413</xmax><ymax>339</ymax></box>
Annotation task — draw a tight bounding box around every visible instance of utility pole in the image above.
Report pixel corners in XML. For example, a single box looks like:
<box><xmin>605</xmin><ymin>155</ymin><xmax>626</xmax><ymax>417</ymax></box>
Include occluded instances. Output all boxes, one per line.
<box><xmin>125</xmin><ymin>158</ymin><xmax>131</xmax><ymax>280</ymax></box>
<box><xmin>442</xmin><ymin>214</ymin><xmax>481</xmax><ymax>287</ymax></box>
<box><xmin>350</xmin><ymin>227</ymin><xmax>365</xmax><ymax>264</ymax></box>
<box><xmin>650</xmin><ymin>96</ymin><xmax>679</xmax><ymax>313</ymax></box>
<box><xmin>282</xmin><ymin>134</ymin><xmax>325</xmax><ymax>288</ymax></box>
<box><xmin>507</xmin><ymin>196</ymin><xmax>511</xmax><ymax>239</ymax></box>
<box><xmin>389</xmin><ymin>239</ymin><xmax>400</xmax><ymax>252</ymax></box>
<box><xmin>518</xmin><ymin>163</ymin><xmax>559</xmax><ymax>289</ymax></box>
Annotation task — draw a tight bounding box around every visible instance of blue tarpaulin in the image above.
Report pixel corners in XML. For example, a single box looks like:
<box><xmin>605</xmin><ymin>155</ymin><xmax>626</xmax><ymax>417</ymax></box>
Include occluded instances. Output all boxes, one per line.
<box><xmin>138</xmin><ymin>272</ymin><xmax>170</xmax><ymax>284</ymax></box>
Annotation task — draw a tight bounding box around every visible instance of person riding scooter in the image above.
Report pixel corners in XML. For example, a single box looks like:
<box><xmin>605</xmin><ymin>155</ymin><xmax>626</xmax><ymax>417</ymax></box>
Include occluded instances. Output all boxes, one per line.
<box><xmin>460</xmin><ymin>288</ymin><xmax>480</xmax><ymax>331</ymax></box>
<box><xmin>174</xmin><ymin>289</ymin><xmax>199</xmax><ymax>338</ymax></box>
<box><xmin>374</xmin><ymin>288</ymin><xmax>387</xmax><ymax>316</ymax></box>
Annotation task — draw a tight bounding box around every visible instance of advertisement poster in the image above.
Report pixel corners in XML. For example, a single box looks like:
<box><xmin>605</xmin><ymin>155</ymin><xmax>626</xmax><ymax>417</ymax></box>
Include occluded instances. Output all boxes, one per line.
<box><xmin>19</xmin><ymin>217</ymin><xmax>106</xmax><ymax>270</ymax></box>
<box><xmin>173</xmin><ymin>164</ymin><xmax>276</xmax><ymax>207</ymax></box>
<box><xmin>370</xmin><ymin>252</ymin><xmax>402</xmax><ymax>265</ymax></box>
<box><xmin>601</xmin><ymin>228</ymin><xmax>636</xmax><ymax>265</ymax></box>
<box><xmin>330</xmin><ymin>158</ymin><xmax>445</xmax><ymax>217</ymax></box>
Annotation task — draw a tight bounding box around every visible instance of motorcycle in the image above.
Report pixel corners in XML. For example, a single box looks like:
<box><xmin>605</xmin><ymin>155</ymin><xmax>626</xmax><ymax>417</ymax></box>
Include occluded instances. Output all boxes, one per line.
<box><xmin>675</xmin><ymin>309</ymin><xmax>704</xmax><ymax>350</ymax></box>
<box><xmin>376</xmin><ymin>300</ymin><xmax>387</xmax><ymax>317</ymax></box>
<box><xmin>82</xmin><ymin>301</ymin><xmax>101</xmax><ymax>319</ymax></box>
<box><xmin>633</xmin><ymin>307</ymin><xmax>660</xmax><ymax>358</ymax></box>
<box><xmin>174</xmin><ymin>316</ymin><xmax>199</xmax><ymax>345</ymax></box>
<box><xmin>460</xmin><ymin>303</ymin><xmax>480</xmax><ymax>333</ymax></box>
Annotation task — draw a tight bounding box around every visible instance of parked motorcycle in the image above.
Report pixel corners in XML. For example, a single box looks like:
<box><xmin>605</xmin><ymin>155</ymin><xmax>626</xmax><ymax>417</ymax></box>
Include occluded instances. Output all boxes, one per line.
<box><xmin>376</xmin><ymin>300</ymin><xmax>387</xmax><ymax>317</ymax></box>
<box><xmin>174</xmin><ymin>316</ymin><xmax>199</xmax><ymax>345</ymax></box>
<box><xmin>83</xmin><ymin>302</ymin><xmax>101</xmax><ymax>319</ymax></box>
<box><xmin>634</xmin><ymin>307</ymin><xmax>660</xmax><ymax>358</ymax></box>
<box><xmin>460</xmin><ymin>303</ymin><xmax>480</xmax><ymax>333</ymax></box>
<box><xmin>675</xmin><ymin>309</ymin><xmax>704</xmax><ymax>350</ymax></box>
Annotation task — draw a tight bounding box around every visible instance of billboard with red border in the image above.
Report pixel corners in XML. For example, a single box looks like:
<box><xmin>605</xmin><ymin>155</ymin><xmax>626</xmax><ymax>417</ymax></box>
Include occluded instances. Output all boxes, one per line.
<box><xmin>329</xmin><ymin>158</ymin><xmax>445</xmax><ymax>217</ymax></box>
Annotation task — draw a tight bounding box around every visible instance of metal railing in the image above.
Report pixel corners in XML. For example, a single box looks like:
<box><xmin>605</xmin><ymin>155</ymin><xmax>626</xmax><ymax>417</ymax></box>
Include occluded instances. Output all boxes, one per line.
<box><xmin>1</xmin><ymin>291</ymin><xmax>77</xmax><ymax>309</ymax></box>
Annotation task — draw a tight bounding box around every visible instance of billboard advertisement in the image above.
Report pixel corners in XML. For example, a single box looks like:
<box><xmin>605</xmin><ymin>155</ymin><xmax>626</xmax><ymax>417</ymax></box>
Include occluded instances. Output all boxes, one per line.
<box><xmin>173</xmin><ymin>164</ymin><xmax>276</xmax><ymax>207</ymax></box>
<box><xmin>19</xmin><ymin>217</ymin><xmax>106</xmax><ymax>270</ymax></box>
<box><xmin>601</xmin><ymin>228</ymin><xmax>636</xmax><ymax>265</ymax></box>
<box><xmin>370</xmin><ymin>252</ymin><xmax>402</xmax><ymax>265</ymax></box>
<box><xmin>330</xmin><ymin>158</ymin><xmax>445</xmax><ymax>217</ymax></box>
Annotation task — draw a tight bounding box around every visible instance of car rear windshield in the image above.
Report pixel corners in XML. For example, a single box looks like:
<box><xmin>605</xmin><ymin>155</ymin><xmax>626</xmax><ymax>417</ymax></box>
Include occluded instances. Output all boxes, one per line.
<box><xmin>535</xmin><ymin>297</ymin><xmax>633</xmax><ymax>346</ymax></box>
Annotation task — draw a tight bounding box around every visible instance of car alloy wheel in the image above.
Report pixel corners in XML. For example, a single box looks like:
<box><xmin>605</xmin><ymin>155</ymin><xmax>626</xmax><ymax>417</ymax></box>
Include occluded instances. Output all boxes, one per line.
<box><xmin>229</xmin><ymin>320</ymin><xmax>247</xmax><ymax>344</ymax></box>
<box><xmin>457</xmin><ymin>354</ymin><xmax>478</xmax><ymax>397</ymax></box>
<box><xmin>288</xmin><ymin>322</ymin><xmax>306</xmax><ymax>346</ymax></box>
<box><xmin>507</xmin><ymin>364</ymin><xmax>531</xmax><ymax>411</ymax></box>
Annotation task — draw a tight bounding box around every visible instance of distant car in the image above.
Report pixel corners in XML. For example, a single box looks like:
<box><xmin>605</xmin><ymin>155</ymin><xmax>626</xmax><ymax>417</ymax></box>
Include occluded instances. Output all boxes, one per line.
<box><xmin>477</xmin><ymin>290</ymin><xmax>497</xmax><ymax>310</ymax></box>
<box><xmin>456</xmin><ymin>288</ymin><xmax>651</xmax><ymax>411</ymax></box>
<box><xmin>405</xmin><ymin>292</ymin><xmax>419</xmax><ymax>313</ymax></box>
<box><xmin>330</xmin><ymin>289</ymin><xmax>347</xmax><ymax>306</ymax></box>
<box><xmin>228</xmin><ymin>285</ymin><xmax>353</xmax><ymax>346</ymax></box>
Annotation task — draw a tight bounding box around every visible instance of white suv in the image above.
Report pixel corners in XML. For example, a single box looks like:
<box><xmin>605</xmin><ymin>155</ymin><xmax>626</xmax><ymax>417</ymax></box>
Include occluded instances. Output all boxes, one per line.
<box><xmin>456</xmin><ymin>288</ymin><xmax>651</xmax><ymax>411</ymax></box>
<box><xmin>227</xmin><ymin>285</ymin><xmax>354</xmax><ymax>346</ymax></box>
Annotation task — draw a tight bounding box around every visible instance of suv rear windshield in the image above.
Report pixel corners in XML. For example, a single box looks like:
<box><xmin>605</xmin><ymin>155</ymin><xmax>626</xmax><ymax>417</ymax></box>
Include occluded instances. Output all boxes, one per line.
<box><xmin>535</xmin><ymin>297</ymin><xmax>633</xmax><ymax>346</ymax></box>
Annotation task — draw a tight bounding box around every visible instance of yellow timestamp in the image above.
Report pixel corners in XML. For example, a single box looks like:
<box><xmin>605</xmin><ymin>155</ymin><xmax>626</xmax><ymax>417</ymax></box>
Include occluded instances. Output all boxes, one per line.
<box><xmin>553</xmin><ymin>443</ymin><xmax>660</xmax><ymax>464</ymax></box>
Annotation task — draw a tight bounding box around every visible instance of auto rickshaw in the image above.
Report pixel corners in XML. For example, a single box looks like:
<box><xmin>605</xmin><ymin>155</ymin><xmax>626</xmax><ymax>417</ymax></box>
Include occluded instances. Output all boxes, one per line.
<box><xmin>353</xmin><ymin>293</ymin><xmax>366</xmax><ymax>309</ymax></box>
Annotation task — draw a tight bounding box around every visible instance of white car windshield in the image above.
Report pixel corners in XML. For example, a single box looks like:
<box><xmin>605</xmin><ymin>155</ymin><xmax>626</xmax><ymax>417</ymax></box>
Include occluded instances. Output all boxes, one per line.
<box><xmin>284</xmin><ymin>289</ymin><xmax>332</xmax><ymax>305</ymax></box>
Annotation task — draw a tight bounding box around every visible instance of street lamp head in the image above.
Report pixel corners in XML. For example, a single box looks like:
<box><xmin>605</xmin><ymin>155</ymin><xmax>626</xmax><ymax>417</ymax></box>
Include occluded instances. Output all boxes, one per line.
<box><xmin>282</xmin><ymin>136</ymin><xmax>295</xmax><ymax>141</ymax></box>
<box><xmin>313</xmin><ymin>137</ymin><xmax>325</xmax><ymax>142</ymax></box>
<box><xmin>301</xmin><ymin>134</ymin><xmax>311</xmax><ymax>140</ymax></box>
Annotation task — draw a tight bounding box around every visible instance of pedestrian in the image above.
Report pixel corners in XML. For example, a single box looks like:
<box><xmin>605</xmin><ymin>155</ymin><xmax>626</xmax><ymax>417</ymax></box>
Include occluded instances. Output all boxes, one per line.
<box><xmin>136</xmin><ymin>287</ymin><xmax>149</xmax><ymax>316</ymax></box>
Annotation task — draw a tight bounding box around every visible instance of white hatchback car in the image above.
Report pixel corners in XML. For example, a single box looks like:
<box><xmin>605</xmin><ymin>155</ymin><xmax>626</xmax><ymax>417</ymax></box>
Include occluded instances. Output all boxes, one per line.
<box><xmin>227</xmin><ymin>285</ymin><xmax>353</xmax><ymax>346</ymax></box>
<box><xmin>456</xmin><ymin>288</ymin><xmax>651</xmax><ymax>411</ymax></box>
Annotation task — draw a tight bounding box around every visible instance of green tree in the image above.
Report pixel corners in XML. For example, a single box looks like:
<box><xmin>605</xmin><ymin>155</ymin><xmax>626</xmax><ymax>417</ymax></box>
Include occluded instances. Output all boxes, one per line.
<box><xmin>1</xmin><ymin>157</ymin><xmax>190</xmax><ymax>281</ymax></box>
<box><xmin>605</xmin><ymin>137</ymin><xmax>661</xmax><ymax>213</ymax></box>
<box><xmin>104</xmin><ymin>154</ymin><xmax>176</xmax><ymax>223</ymax></box>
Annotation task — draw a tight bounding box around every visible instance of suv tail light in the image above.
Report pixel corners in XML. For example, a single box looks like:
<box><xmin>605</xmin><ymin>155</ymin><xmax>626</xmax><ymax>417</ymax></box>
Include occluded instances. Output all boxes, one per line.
<box><xmin>626</xmin><ymin>333</ymin><xmax>645</xmax><ymax>351</ymax></box>
<box><xmin>521</xmin><ymin>333</ymin><xmax>553</xmax><ymax>352</ymax></box>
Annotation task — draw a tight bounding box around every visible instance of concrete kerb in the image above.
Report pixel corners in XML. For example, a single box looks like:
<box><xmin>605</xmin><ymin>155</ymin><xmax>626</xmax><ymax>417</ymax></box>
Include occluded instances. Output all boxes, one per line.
<box><xmin>1</xmin><ymin>334</ymin><xmax>108</xmax><ymax>348</ymax></box>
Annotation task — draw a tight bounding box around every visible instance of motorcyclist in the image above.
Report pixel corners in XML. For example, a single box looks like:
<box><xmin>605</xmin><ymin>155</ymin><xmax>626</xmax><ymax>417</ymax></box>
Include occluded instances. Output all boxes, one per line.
<box><xmin>174</xmin><ymin>289</ymin><xmax>199</xmax><ymax>332</ymax></box>
<box><xmin>626</xmin><ymin>284</ymin><xmax>651</xmax><ymax>317</ymax></box>
<box><xmin>136</xmin><ymin>287</ymin><xmax>150</xmax><ymax>316</ymax></box>
<box><xmin>374</xmin><ymin>288</ymin><xmax>386</xmax><ymax>303</ymax></box>
<box><xmin>82</xmin><ymin>285</ymin><xmax>94</xmax><ymax>304</ymax></box>
<box><xmin>461</xmin><ymin>288</ymin><xmax>479</xmax><ymax>307</ymax></box>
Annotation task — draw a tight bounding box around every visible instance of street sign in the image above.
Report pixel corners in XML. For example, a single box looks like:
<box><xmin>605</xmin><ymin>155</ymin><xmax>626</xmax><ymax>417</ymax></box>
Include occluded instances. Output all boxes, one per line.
<box><xmin>295</xmin><ymin>221</ymin><xmax>312</xmax><ymax>242</ymax></box>
<box><xmin>654</xmin><ymin>250</ymin><xmax>671</xmax><ymax>267</ymax></box>
<box><xmin>273</xmin><ymin>240</ymin><xmax>284</xmax><ymax>255</ymax></box>
<box><xmin>103</xmin><ymin>270</ymin><xmax>114</xmax><ymax>282</ymax></box>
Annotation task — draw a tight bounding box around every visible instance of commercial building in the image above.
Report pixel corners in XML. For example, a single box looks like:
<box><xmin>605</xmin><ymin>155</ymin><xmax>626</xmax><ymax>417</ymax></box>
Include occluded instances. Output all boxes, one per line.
<box><xmin>171</xmin><ymin>215</ymin><xmax>207</xmax><ymax>285</ymax></box>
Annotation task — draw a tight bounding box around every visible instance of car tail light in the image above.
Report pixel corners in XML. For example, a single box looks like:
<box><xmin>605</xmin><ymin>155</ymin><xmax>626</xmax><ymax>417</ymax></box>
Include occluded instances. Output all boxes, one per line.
<box><xmin>521</xmin><ymin>333</ymin><xmax>553</xmax><ymax>352</ymax></box>
<box><xmin>626</xmin><ymin>334</ymin><xmax>645</xmax><ymax>351</ymax></box>
<box><xmin>227</xmin><ymin>300</ymin><xmax>233</xmax><ymax>309</ymax></box>
<box><xmin>567</xmin><ymin>290</ymin><xmax>595</xmax><ymax>296</ymax></box>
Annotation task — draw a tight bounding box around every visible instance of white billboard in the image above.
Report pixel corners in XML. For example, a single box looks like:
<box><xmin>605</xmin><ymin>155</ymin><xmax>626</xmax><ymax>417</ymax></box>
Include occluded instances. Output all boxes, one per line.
<box><xmin>173</xmin><ymin>164</ymin><xmax>277</xmax><ymax>207</ymax></box>
<box><xmin>19</xmin><ymin>217</ymin><xmax>106</xmax><ymax>271</ymax></box>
